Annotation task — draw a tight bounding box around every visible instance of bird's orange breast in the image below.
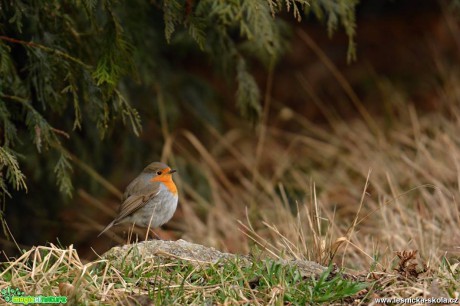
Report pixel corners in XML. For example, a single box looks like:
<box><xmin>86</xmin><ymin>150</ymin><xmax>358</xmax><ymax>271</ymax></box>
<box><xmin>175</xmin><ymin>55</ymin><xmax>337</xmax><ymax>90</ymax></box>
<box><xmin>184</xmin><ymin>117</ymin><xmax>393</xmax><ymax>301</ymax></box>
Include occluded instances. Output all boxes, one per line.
<box><xmin>162</xmin><ymin>179</ymin><xmax>177</xmax><ymax>195</ymax></box>
<box><xmin>151</xmin><ymin>175</ymin><xmax>177</xmax><ymax>195</ymax></box>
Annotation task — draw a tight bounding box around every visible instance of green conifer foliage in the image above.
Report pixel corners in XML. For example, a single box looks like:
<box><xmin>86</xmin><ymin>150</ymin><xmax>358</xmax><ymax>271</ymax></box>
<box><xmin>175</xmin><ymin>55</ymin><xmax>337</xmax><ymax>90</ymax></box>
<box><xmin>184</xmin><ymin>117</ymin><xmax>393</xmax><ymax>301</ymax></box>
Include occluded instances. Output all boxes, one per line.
<box><xmin>0</xmin><ymin>0</ymin><xmax>358</xmax><ymax>201</ymax></box>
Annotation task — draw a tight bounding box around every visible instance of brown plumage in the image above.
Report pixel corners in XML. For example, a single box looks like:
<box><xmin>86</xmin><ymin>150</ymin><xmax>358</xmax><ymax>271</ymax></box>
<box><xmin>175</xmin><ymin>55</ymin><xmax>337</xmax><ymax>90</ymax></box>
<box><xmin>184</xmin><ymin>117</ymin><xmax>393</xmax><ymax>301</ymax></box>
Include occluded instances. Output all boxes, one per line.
<box><xmin>98</xmin><ymin>162</ymin><xmax>178</xmax><ymax>237</ymax></box>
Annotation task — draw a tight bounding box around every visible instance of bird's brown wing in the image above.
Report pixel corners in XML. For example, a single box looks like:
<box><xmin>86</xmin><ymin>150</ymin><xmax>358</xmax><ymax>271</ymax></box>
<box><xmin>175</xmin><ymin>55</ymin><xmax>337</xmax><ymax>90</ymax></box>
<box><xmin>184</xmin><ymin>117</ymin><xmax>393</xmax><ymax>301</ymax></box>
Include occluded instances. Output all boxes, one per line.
<box><xmin>114</xmin><ymin>186</ymin><xmax>161</xmax><ymax>224</ymax></box>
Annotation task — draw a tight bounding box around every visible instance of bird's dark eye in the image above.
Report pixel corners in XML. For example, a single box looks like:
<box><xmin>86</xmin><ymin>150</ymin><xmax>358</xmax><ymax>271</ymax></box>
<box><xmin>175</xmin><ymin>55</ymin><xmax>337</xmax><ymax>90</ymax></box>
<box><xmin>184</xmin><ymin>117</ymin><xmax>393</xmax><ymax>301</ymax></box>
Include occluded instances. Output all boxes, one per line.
<box><xmin>156</xmin><ymin>171</ymin><xmax>162</xmax><ymax>175</ymax></box>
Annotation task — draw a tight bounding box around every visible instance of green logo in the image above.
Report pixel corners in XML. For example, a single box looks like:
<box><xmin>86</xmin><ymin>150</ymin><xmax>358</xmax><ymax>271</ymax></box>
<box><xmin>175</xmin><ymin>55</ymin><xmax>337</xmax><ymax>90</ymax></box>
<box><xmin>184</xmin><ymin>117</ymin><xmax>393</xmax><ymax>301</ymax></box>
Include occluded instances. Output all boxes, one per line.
<box><xmin>1</xmin><ymin>287</ymin><xmax>67</xmax><ymax>305</ymax></box>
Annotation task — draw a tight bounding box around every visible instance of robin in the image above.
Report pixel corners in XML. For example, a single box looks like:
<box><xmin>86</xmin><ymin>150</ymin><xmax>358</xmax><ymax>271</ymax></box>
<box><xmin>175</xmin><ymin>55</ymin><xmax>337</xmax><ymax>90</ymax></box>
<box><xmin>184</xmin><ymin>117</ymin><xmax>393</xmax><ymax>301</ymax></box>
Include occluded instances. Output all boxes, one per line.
<box><xmin>98</xmin><ymin>162</ymin><xmax>178</xmax><ymax>237</ymax></box>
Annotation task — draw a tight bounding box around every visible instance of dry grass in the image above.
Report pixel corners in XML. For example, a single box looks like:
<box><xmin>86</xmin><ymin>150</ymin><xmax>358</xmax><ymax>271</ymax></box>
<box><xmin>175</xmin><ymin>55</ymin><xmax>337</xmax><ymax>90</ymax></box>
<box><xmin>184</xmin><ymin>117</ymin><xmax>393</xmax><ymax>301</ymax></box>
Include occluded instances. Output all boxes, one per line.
<box><xmin>0</xmin><ymin>243</ymin><xmax>366</xmax><ymax>304</ymax></box>
<box><xmin>3</xmin><ymin>86</ymin><xmax>460</xmax><ymax>303</ymax></box>
<box><xmin>3</xmin><ymin>49</ymin><xmax>460</xmax><ymax>305</ymax></box>
<box><xmin>170</xmin><ymin>89</ymin><xmax>460</xmax><ymax>268</ymax></box>
<box><xmin>3</xmin><ymin>93</ymin><xmax>460</xmax><ymax>304</ymax></box>
<box><xmin>154</xmin><ymin>70</ymin><xmax>460</xmax><ymax>300</ymax></box>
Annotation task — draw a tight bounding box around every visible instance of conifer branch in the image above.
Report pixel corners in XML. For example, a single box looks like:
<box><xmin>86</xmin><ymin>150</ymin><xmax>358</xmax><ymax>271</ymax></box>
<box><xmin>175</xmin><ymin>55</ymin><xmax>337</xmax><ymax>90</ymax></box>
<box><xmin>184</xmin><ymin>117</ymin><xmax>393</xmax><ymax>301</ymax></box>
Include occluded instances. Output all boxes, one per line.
<box><xmin>0</xmin><ymin>36</ymin><xmax>92</xmax><ymax>69</ymax></box>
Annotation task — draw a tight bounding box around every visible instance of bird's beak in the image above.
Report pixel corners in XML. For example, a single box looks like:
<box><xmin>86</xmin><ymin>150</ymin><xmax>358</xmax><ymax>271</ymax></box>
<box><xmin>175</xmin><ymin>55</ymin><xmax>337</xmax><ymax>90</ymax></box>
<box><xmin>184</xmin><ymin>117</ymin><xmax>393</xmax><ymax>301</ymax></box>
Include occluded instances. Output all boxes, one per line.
<box><xmin>168</xmin><ymin>169</ymin><xmax>177</xmax><ymax>174</ymax></box>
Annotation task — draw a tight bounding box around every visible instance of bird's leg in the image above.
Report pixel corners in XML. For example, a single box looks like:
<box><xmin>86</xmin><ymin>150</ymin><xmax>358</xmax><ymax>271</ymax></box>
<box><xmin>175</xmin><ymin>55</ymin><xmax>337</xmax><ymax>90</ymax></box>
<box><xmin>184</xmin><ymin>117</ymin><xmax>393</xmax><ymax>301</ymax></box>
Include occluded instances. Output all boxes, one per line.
<box><xmin>149</xmin><ymin>229</ymin><xmax>162</xmax><ymax>240</ymax></box>
<box><xmin>142</xmin><ymin>227</ymin><xmax>161</xmax><ymax>240</ymax></box>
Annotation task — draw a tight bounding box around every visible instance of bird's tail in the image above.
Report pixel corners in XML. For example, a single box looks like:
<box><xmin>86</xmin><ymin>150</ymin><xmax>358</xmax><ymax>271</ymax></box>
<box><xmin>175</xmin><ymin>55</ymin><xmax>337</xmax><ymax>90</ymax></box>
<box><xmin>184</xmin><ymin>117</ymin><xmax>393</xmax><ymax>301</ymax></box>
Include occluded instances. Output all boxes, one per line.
<box><xmin>98</xmin><ymin>221</ymin><xmax>115</xmax><ymax>237</ymax></box>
